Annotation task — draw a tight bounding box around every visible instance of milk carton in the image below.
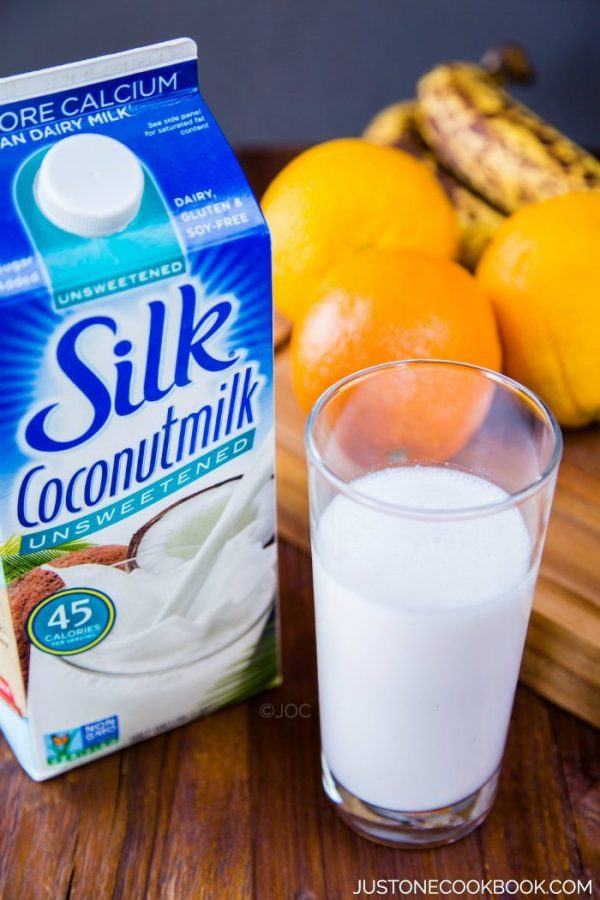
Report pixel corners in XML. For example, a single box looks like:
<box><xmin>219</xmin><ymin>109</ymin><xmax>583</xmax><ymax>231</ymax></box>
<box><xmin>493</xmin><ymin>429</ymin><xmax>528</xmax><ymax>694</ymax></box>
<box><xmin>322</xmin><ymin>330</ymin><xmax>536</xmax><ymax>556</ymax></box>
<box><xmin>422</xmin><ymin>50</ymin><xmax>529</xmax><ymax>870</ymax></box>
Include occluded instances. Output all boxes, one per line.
<box><xmin>0</xmin><ymin>39</ymin><xmax>279</xmax><ymax>779</ymax></box>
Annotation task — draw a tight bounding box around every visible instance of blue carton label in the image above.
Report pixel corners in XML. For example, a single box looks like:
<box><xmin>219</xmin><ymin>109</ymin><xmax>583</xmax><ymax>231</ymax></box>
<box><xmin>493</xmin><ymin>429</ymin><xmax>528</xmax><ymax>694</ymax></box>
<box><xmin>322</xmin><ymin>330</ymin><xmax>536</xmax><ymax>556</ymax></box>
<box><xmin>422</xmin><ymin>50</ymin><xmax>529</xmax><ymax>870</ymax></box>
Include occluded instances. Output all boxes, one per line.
<box><xmin>0</xmin><ymin>40</ymin><xmax>278</xmax><ymax>779</ymax></box>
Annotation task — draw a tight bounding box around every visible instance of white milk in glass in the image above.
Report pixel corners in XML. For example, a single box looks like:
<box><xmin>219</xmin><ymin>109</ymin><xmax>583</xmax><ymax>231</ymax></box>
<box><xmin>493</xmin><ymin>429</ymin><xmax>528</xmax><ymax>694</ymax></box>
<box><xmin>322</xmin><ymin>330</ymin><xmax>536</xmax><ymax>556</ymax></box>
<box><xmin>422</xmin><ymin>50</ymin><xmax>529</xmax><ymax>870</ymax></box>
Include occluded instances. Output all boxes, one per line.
<box><xmin>312</xmin><ymin>466</ymin><xmax>535</xmax><ymax>812</ymax></box>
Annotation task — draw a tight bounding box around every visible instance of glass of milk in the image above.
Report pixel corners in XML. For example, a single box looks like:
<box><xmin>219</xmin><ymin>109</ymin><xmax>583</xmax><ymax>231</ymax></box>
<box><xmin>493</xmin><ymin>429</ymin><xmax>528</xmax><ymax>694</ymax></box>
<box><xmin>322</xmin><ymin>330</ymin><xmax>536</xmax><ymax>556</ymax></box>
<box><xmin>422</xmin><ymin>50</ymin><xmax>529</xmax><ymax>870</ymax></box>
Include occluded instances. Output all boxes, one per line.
<box><xmin>306</xmin><ymin>360</ymin><xmax>562</xmax><ymax>847</ymax></box>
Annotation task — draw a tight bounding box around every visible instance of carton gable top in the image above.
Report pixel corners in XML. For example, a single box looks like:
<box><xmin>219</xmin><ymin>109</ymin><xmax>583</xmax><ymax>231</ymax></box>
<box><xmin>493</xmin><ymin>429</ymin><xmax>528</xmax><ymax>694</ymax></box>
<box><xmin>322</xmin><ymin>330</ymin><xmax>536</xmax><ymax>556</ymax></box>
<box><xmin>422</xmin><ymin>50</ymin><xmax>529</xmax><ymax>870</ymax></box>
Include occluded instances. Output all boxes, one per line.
<box><xmin>0</xmin><ymin>39</ymin><xmax>268</xmax><ymax>306</ymax></box>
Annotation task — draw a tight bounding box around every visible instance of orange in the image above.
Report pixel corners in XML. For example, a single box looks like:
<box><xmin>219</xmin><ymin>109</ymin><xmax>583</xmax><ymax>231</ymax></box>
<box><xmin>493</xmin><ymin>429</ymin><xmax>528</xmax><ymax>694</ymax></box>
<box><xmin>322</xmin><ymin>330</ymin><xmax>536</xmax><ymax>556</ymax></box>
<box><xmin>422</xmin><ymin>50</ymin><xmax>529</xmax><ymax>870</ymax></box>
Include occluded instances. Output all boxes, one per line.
<box><xmin>477</xmin><ymin>192</ymin><xmax>600</xmax><ymax>427</ymax></box>
<box><xmin>262</xmin><ymin>138</ymin><xmax>459</xmax><ymax>322</ymax></box>
<box><xmin>292</xmin><ymin>247</ymin><xmax>501</xmax><ymax>462</ymax></box>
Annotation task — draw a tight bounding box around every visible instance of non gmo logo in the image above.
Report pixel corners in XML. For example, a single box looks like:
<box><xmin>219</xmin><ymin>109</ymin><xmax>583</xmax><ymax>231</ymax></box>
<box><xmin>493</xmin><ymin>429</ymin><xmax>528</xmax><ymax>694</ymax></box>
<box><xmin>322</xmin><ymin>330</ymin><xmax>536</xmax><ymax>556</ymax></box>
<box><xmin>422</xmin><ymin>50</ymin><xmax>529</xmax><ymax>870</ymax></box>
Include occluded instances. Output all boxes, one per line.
<box><xmin>26</xmin><ymin>587</ymin><xmax>116</xmax><ymax>656</ymax></box>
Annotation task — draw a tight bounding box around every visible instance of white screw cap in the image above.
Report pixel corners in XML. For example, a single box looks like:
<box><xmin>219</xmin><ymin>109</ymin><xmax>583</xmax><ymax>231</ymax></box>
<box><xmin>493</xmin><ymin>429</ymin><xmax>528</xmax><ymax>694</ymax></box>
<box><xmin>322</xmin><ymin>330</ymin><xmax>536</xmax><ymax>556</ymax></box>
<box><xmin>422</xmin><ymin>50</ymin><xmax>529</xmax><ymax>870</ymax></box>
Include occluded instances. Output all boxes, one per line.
<box><xmin>35</xmin><ymin>133</ymin><xmax>144</xmax><ymax>237</ymax></box>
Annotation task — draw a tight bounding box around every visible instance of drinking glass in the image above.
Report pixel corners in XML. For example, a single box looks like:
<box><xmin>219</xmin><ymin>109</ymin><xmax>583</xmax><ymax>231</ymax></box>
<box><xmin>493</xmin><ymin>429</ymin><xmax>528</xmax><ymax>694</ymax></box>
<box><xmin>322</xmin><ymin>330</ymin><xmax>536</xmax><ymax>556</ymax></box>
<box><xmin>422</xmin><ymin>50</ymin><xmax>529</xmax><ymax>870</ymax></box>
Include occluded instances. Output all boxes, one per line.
<box><xmin>305</xmin><ymin>360</ymin><xmax>562</xmax><ymax>847</ymax></box>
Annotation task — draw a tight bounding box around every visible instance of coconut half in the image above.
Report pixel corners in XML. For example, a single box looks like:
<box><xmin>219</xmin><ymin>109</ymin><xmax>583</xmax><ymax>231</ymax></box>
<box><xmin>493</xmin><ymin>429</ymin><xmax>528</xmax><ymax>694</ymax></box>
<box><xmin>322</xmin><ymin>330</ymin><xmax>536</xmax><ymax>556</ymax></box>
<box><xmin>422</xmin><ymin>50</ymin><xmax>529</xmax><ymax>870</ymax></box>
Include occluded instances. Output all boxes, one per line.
<box><xmin>128</xmin><ymin>476</ymin><xmax>275</xmax><ymax>576</ymax></box>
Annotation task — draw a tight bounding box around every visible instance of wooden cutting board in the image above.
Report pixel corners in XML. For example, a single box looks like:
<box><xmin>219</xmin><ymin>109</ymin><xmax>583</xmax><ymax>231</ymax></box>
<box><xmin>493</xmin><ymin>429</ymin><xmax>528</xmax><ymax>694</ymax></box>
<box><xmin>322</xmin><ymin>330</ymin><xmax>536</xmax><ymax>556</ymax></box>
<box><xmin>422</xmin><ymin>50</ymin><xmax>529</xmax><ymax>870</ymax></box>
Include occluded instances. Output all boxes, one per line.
<box><xmin>274</xmin><ymin>345</ymin><xmax>600</xmax><ymax>727</ymax></box>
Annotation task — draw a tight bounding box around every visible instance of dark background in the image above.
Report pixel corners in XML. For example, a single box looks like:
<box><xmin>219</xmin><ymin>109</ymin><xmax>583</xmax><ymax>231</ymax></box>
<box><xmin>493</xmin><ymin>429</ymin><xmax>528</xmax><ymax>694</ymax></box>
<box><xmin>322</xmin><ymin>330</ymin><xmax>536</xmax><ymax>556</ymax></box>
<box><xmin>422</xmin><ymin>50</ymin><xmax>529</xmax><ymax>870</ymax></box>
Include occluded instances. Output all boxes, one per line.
<box><xmin>1</xmin><ymin>0</ymin><xmax>598</xmax><ymax>146</ymax></box>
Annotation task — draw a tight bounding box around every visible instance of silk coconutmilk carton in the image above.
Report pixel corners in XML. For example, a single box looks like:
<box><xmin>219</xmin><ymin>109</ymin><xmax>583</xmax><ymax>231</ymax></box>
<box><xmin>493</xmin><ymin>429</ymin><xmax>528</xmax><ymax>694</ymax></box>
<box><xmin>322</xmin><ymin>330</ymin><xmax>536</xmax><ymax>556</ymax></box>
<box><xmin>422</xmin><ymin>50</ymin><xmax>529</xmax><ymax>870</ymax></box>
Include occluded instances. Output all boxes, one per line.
<box><xmin>0</xmin><ymin>39</ymin><xmax>279</xmax><ymax>779</ymax></box>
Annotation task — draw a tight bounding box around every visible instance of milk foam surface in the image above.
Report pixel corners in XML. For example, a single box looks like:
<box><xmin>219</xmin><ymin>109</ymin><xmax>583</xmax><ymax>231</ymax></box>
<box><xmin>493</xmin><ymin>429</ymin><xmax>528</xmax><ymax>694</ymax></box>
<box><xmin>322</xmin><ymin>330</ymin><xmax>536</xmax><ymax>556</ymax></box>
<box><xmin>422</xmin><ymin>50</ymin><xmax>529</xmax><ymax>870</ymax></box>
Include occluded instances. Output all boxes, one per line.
<box><xmin>313</xmin><ymin>466</ymin><xmax>535</xmax><ymax>810</ymax></box>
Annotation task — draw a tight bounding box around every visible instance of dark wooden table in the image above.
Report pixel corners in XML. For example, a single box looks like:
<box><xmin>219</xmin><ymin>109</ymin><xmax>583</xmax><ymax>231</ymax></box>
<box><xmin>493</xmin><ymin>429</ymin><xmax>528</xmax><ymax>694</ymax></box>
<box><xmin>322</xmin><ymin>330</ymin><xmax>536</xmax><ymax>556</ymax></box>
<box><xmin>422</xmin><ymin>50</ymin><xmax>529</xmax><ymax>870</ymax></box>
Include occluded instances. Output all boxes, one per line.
<box><xmin>1</xmin><ymin>151</ymin><xmax>598</xmax><ymax>899</ymax></box>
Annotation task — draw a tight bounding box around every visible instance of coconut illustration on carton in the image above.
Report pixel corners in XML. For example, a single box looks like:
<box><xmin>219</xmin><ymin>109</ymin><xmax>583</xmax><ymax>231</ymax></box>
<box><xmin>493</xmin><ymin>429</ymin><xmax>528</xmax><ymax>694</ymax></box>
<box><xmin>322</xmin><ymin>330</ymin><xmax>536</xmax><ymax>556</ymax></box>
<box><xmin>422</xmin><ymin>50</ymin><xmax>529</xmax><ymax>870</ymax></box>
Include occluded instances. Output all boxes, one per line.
<box><xmin>10</xmin><ymin>433</ymin><xmax>276</xmax><ymax>713</ymax></box>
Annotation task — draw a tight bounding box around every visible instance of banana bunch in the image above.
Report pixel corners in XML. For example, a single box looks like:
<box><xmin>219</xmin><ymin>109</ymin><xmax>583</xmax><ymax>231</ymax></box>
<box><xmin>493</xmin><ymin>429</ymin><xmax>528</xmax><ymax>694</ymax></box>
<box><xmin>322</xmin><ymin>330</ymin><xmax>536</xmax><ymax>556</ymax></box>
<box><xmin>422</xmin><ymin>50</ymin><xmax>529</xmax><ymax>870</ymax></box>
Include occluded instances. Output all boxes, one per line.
<box><xmin>363</xmin><ymin>46</ymin><xmax>600</xmax><ymax>268</ymax></box>
<box><xmin>363</xmin><ymin>100</ymin><xmax>503</xmax><ymax>269</ymax></box>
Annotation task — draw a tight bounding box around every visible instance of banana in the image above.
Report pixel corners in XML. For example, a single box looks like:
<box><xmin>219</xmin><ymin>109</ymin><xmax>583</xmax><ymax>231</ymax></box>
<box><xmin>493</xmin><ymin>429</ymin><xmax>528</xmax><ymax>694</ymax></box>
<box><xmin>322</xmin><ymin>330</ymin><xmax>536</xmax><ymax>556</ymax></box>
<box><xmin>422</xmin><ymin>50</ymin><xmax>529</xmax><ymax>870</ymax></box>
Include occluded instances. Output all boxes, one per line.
<box><xmin>416</xmin><ymin>63</ymin><xmax>600</xmax><ymax>214</ymax></box>
<box><xmin>479</xmin><ymin>42</ymin><xmax>535</xmax><ymax>85</ymax></box>
<box><xmin>362</xmin><ymin>100</ymin><xmax>417</xmax><ymax>147</ymax></box>
<box><xmin>433</xmin><ymin>167</ymin><xmax>504</xmax><ymax>270</ymax></box>
<box><xmin>363</xmin><ymin>101</ymin><xmax>504</xmax><ymax>268</ymax></box>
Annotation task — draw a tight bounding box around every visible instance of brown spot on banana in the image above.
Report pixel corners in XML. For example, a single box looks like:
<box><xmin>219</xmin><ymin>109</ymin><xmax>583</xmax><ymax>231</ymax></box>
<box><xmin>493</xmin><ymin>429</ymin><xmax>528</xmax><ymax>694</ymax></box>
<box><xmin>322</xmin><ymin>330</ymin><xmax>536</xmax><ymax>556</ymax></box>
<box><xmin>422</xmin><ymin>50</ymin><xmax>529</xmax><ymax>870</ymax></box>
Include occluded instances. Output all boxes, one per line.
<box><xmin>363</xmin><ymin>101</ymin><xmax>504</xmax><ymax>268</ymax></box>
<box><xmin>416</xmin><ymin>63</ymin><xmax>600</xmax><ymax>214</ymax></box>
